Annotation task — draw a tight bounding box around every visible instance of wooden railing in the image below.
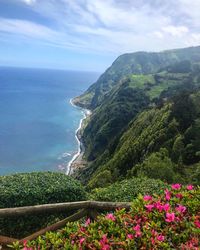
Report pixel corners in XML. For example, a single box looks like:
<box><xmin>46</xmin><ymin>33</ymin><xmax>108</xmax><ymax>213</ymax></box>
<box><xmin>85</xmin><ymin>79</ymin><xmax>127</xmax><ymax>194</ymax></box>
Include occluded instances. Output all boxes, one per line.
<box><xmin>0</xmin><ymin>201</ymin><xmax>131</xmax><ymax>249</ymax></box>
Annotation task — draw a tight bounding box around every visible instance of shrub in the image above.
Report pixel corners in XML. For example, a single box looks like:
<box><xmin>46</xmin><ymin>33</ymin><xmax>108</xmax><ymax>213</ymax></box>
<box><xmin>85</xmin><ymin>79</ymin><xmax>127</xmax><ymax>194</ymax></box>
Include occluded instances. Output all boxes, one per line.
<box><xmin>13</xmin><ymin>184</ymin><xmax>200</xmax><ymax>249</ymax></box>
<box><xmin>134</xmin><ymin>148</ymin><xmax>177</xmax><ymax>183</ymax></box>
<box><xmin>89</xmin><ymin>177</ymin><xmax>169</xmax><ymax>202</ymax></box>
<box><xmin>88</xmin><ymin>169</ymin><xmax>112</xmax><ymax>189</ymax></box>
<box><xmin>0</xmin><ymin>172</ymin><xmax>86</xmax><ymax>237</ymax></box>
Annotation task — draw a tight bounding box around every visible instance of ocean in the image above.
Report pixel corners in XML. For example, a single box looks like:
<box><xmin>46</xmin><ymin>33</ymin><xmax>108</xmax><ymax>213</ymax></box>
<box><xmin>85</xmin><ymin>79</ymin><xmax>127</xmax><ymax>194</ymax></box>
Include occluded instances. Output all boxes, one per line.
<box><xmin>0</xmin><ymin>67</ymin><xmax>99</xmax><ymax>175</ymax></box>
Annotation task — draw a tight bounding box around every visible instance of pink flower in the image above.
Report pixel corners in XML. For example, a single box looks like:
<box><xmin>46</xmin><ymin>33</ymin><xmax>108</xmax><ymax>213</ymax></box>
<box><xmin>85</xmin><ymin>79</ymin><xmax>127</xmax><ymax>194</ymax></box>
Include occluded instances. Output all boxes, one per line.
<box><xmin>154</xmin><ymin>201</ymin><xmax>163</xmax><ymax>212</ymax></box>
<box><xmin>154</xmin><ymin>202</ymin><xmax>170</xmax><ymax>212</ymax></box>
<box><xmin>186</xmin><ymin>185</ymin><xmax>194</xmax><ymax>190</ymax></box>
<box><xmin>157</xmin><ymin>235</ymin><xmax>165</xmax><ymax>241</ymax></box>
<box><xmin>165</xmin><ymin>212</ymin><xmax>175</xmax><ymax>222</ymax></box>
<box><xmin>23</xmin><ymin>240</ymin><xmax>33</xmax><ymax>250</ymax></box>
<box><xmin>135</xmin><ymin>231</ymin><xmax>142</xmax><ymax>238</ymax></box>
<box><xmin>100</xmin><ymin>235</ymin><xmax>110</xmax><ymax>250</ymax></box>
<box><xmin>23</xmin><ymin>241</ymin><xmax>27</xmax><ymax>247</ymax></box>
<box><xmin>79</xmin><ymin>238</ymin><xmax>85</xmax><ymax>245</ymax></box>
<box><xmin>133</xmin><ymin>224</ymin><xmax>140</xmax><ymax>231</ymax></box>
<box><xmin>127</xmin><ymin>234</ymin><xmax>134</xmax><ymax>240</ymax></box>
<box><xmin>105</xmin><ymin>213</ymin><xmax>116</xmax><ymax>221</ymax></box>
<box><xmin>133</xmin><ymin>224</ymin><xmax>142</xmax><ymax>237</ymax></box>
<box><xmin>194</xmin><ymin>219</ymin><xmax>200</xmax><ymax>228</ymax></box>
<box><xmin>101</xmin><ymin>235</ymin><xmax>108</xmax><ymax>243</ymax></box>
<box><xmin>143</xmin><ymin>195</ymin><xmax>152</xmax><ymax>201</ymax></box>
<box><xmin>164</xmin><ymin>189</ymin><xmax>171</xmax><ymax>201</ymax></box>
<box><xmin>85</xmin><ymin>218</ymin><xmax>91</xmax><ymax>226</ymax></box>
<box><xmin>101</xmin><ymin>245</ymin><xmax>110</xmax><ymax>250</ymax></box>
<box><xmin>163</xmin><ymin>203</ymin><xmax>170</xmax><ymax>212</ymax></box>
<box><xmin>171</xmin><ymin>183</ymin><xmax>181</xmax><ymax>190</ymax></box>
<box><xmin>145</xmin><ymin>204</ymin><xmax>154</xmax><ymax>212</ymax></box>
<box><xmin>175</xmin><ymin>204</ymin><xmax>186</xmax><ymax>213</ymax></box>
<box><xmin>151</xmin><ymin>237</ymin><xmax>155</xmax><ymax>244</ymax></box>
<box><xmin>176</xmin><ymin>193</ymin><xmax>183</xmax><ymax>199</ymax></box>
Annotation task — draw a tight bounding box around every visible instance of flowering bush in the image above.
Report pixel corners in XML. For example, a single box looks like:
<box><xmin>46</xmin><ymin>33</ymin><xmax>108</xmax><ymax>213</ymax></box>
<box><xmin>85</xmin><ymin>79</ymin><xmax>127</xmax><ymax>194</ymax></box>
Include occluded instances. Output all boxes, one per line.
<box><xmin>11</xmin><ymin>185</ymin><xmax>200</xmax><ymax>249</ymax></box>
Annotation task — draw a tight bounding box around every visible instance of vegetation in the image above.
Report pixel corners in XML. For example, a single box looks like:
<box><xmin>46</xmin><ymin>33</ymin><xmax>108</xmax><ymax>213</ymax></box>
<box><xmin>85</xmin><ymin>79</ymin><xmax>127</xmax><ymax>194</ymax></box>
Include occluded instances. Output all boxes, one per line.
<box><xmin>82</xmin><ymin>84</ymin><xmax>150</xmax><ymax>161</ymax></box>
<box><xmin>0</xmin><ymin>172</ymin><xmax>86</xmax><ymax>237</ymax></box>
<box><xmin>89</xmin><ymin>177</ymin><xmax>169</xmax><ymax>202</ymax></box>
<box><xmin>11</xmin><ymin>185</ymin><xmax>200</xmax><ymax>249</ymax></box>
<box><xmin>131</xmin><ymin>149</ymin><xmax>177</xmax><ymax>183</ymax></box>
<box><xmin>73</xmin><ymin>48</ymin><xmax>200</xmax><ymax>187</ymax></box>
<box><xmin>73</xmin><ymin>46</ymin><xmax>200</xmax><ymax>109</ymax></box>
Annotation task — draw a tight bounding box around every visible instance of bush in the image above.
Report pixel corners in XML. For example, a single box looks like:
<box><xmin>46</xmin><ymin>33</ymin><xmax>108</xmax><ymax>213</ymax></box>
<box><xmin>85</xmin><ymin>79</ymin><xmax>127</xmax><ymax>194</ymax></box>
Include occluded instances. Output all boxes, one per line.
<box><xmin>14</xmin><ymin>185</ymin><xmax>200</xmax><ymax>249</ymax></box>
<box><xmin>0</xmin><ymin>172</ymin><xmax>86</xmax><ymax>237</ymax></box>
<box><xmin>88</xmin><ymin>169</ymin><xmax>113</xmax><ymax>189</ymax></box>
<box><xmin>89</xmin><ymin>177</ymin><xmax>169</xmax><ymax>202</ymax></box>
<box><xmin>133</xmin><ymin>148</ymin><xmax>177</xmax><ymax>183</ymax></box>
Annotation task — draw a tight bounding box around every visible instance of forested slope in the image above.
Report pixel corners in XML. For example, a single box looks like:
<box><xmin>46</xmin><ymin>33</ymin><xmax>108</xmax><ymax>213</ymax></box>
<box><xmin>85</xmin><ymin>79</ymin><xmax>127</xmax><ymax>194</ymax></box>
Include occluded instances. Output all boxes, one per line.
<box><xmin>73</xmin><ymin>46</ymin><xmax>200</xmax><ymax>189</ymax></box>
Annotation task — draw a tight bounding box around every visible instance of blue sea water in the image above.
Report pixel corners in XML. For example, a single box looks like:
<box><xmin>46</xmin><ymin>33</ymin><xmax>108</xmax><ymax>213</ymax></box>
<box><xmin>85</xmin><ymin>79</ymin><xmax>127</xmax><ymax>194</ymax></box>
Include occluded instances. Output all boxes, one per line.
<box><xmin>0</xmin><ymin>67</ymin><xmax>99</xmax><ymax>175</ymax></box>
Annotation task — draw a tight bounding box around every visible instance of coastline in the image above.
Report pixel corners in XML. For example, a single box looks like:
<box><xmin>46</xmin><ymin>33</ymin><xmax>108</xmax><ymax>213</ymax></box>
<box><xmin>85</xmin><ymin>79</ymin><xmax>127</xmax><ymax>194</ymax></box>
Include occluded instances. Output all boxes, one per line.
<box><xmin>66</xmin><ymin>98</ymin><xmax>91</xmax><ymax>175</ymax></box>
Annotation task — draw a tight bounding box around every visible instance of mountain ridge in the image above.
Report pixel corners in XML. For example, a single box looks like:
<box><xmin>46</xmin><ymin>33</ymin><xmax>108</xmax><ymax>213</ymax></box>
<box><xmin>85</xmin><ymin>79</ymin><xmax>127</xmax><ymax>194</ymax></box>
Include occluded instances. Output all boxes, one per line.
<box><xmin>73</xmin><ymin>46</ymin><xmax>200</xmax><ymax>109</ymax></box>
<box><xmin>73</xmin><ymin>45</ymin><xmax>200</xmax><ymax>188</ymax></box>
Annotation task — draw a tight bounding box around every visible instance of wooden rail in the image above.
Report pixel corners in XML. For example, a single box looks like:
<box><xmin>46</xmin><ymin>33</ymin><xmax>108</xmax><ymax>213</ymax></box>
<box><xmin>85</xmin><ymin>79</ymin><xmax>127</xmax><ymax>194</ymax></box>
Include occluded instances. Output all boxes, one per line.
<box><xmin>0</xmin><ymin>201</ymin><xmax>132</xmax><ymax>249</ymax></box>
<box><xmin>0</xmin><ymin>201</ymin><xmax>131</xmax><ymax>217</ymax></box>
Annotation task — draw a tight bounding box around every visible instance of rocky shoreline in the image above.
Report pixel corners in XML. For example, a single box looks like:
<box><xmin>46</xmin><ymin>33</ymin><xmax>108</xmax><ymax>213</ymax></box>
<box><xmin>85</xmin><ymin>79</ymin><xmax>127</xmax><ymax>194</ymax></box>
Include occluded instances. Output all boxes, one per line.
<box><xmin>67</xmin><ymin>98</ymin><xmax>91</xmax><ymax>175</ymax></box>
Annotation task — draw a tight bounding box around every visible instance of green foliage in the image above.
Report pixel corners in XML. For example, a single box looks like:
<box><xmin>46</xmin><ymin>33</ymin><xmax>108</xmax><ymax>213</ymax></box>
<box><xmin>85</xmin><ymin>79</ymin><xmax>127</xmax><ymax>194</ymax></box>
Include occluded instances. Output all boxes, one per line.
<box><xmin>172</xmin><ymin>134</ymin><xmax>185</xmax><ymax>163</ymax></box>
<box><xmin>0</xmin><ymin>172</ymin><xmax>86</xmax><ymax>208</ymax></box>
<box><xmin>79</xmin><ymin>89</ymin><xmax>200</xmax><ymax>187</ymax></box>
<box><xmin>146</xmin><ymin>72</ymin><xmax>191</xmax><ymax>100</ymax></box>
<box><xmin>171</xmin><ymin>91</ymin><xmax>197</xmax><ymax>131</ymax></box>
<box><xmin>83</xmin><ymin>84</ymin><xmax>149</xmax><ymax>161</ymax></box>
<box><xmin>184</xmin><ymin>162</ymin><xmax>200</xmax><ymax>185</ymax></box>
<box><xmin>88</xmin><ymin>170</ymin><xmax>112</xmax><ymax>189</ymax></box>
<box><xmin>13</xmin><ymin>186</ymin><xmax>200</xmax><ymax>249</ymax></box>
<box><xmin>133</xmin><ymin>148</ymin><xmax>177</xmax><ymax>183</ymax></box>
<box><xmin>89</xmin><ymin>177</ymin><xmax>169</xmax><ymax>202</ymax></box>
<box><xmin>97</xmin><ymin>104</ymin><xmax>173</xmax><ymax>176</ymax></box>
<box><xmin>166</xmin><ymin>60</ymin><xmax>192</xmax><ymax>73</ymax></box>
<box><xmin>0</xmin><ymin>172</ymin><xmax>86</xmax><ymax>237</ymax></box>
<box><xmin>183</xmin><ymin>119</ymin><xmax>200</xmax><ymax>164</ymax></box>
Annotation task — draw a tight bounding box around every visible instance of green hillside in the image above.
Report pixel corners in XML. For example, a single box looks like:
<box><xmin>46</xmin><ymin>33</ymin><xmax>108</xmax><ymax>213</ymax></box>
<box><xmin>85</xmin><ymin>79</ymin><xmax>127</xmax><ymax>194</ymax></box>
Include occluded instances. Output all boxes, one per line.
<box><xmin>73</xmin><ymin>46</ymin><xmax>200</xmax><ymax>109</ymax></box>
<box><xmin>73</xmin><ymin>46</ymin><xmax>200</xmax><ymax>189</ymax></box>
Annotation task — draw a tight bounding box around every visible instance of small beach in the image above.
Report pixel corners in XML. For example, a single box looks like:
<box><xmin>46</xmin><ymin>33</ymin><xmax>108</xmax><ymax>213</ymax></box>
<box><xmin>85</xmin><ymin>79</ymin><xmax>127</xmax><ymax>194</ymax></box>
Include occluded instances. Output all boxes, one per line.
<box><xmin>66</xmin><ymin>98</ymin><xmax>91</xmax><ymax>175</ymax></box>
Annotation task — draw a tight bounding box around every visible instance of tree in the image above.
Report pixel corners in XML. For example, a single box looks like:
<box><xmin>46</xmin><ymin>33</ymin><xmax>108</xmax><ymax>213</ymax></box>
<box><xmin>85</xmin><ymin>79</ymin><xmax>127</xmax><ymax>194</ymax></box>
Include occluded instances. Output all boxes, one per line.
<box><xmin>172</xmin><ymin>135</ymin><xmax>185</xmax><ymax>163</ymax></box>
<box><xmin>135</xmin><ymin>148</ymin><xmax>176</xmax><ymax>183</ymax></box>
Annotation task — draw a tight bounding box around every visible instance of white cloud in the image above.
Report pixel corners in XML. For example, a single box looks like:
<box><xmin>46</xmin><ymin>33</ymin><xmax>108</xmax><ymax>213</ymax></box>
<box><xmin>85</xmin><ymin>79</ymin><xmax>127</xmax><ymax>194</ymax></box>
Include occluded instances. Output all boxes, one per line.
<box><xmin>20</xmin><ymin>0</ymin><xmax>36</xmax><ymax>5</ymax></box>
<box><xmin>153</xmin><ymin>31</ymin><xmax>164</xmax><ymax>39</ymax></box>
<box><xmin>162</xmin><ymin>25</ymin><xmax>189</xmax><ymax>37</ymax></box>
<box><xmin>0</xmin><ymin>18</ymin><xmax>55</xmax><ymax>39</ymax></box>
<box><xmin>178</xmin><ymin>0</ymin><xmax>200</xmax><ymax>28</ymax></box>
<box><xmin>1</xmin><ymin>0</ymin><xmax>200</xmax><ymax>55</ymax></box>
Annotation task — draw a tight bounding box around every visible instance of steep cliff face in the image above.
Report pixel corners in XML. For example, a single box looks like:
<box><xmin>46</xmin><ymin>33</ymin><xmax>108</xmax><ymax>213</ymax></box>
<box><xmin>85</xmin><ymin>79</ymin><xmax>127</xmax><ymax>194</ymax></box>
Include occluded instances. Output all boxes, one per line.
<box><xmin>73</xmin><ymin>46</ymin><xmax>200</xmax><ymax>188</ymax></box>
<box><xmin>73</xmin><ymin>46</ymin><xmax>200</xmax><ymax>109</ymax></box>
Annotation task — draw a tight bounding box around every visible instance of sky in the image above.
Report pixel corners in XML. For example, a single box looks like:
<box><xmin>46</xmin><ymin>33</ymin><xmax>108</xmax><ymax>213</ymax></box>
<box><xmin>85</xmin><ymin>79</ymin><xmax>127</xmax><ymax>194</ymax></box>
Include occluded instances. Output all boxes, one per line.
<box><xmin>0</xmin><ymin>0</ymin><xmax>200</xmax><ymax>72</ymax></box>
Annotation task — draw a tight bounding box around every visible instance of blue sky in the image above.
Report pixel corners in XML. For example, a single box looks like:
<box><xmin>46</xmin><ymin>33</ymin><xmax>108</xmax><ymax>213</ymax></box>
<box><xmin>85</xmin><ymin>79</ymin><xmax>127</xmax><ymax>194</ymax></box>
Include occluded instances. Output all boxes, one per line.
<box><xmin>0</xmin><ymin>0</ymin><xmax>200</xmax><ymax>72</ymax></box>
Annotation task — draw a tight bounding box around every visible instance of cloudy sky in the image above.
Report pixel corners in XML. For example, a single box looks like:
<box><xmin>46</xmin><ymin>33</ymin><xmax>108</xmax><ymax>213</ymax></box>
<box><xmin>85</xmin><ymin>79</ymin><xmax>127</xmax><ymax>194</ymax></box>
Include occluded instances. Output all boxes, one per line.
<box><xmin>0</xmin><ymin>0</ymin><xmax>200</xmax><ymax>71</ymax></box>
